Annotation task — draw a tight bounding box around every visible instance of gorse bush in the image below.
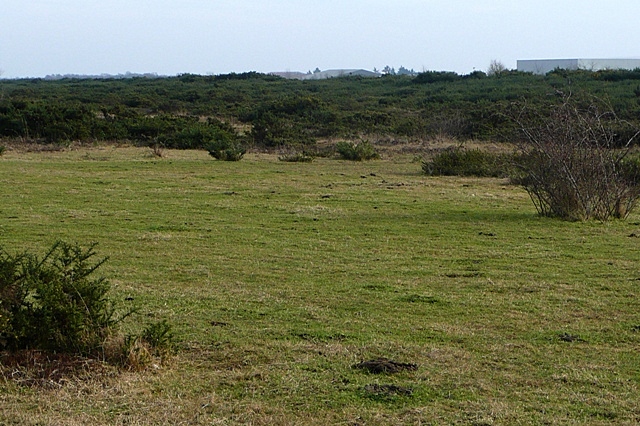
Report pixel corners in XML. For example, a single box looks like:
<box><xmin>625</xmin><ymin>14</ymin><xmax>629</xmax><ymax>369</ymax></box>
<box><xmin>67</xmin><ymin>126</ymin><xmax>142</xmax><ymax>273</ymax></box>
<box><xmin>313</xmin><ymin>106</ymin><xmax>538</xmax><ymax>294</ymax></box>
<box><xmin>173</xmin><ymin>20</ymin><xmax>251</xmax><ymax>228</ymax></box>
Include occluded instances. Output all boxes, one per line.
<box><xmin>0</xmin><ymin>242</ymin><xmax>130</xmax><ymax>354</ymax></box>
<box><xmin>156</xmin><ymin>119</ymin><xmax>239</xmax><ymax>150</ymax></box>
<box><xmin>620</xmin><ymin>154</ymin><xmax>640</xmax><ymax>185</ymax></box>
<box><xmin>422</xmin><ymin>146</ymin><xmax>516</xmax><ymax>177</ymax></box>
<box><xmin>0</xmin><ymin>241</ymin><xmax>174</xmax><ymax>367</ymax></box>
<box><xmin>6</xmin><ymin>69</ymin><xmax>640</xmax><ymax>146</ymax></box>
<box><xmin>335</xmin><ymin>140</ymin><xmax>380</xmax><ymax>161</ymax></box>
<box><xmin>141</xmin><ymin>319</ymin><xmax>174</xmax><ymax>358</ymax></box>
<box><xmin>206</xmin><ymin>138</ymin><xmax>246</xmax><ymax>161</ymax></box>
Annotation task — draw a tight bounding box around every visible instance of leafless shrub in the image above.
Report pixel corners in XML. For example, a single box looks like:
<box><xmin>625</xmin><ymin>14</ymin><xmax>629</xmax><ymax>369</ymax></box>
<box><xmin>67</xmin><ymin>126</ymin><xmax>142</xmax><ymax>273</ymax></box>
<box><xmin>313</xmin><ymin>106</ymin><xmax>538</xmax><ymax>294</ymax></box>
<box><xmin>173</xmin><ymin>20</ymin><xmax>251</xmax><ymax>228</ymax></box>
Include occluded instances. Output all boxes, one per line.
<box><xmin>513</xmin><ymin>96</ymin><xmax>640</xmax><ymax>220</ymax></box>
<box><xmin>427</xmin><ymin>111</ymin><xmax>469</xmax><ymax>140</ymax></box>
<box><xmin>487</xmin><ymin>59</ymin><xmax>507</xmax><ymax>76</ymax></box>
<box><xmin>151</xmin><ymin>142</ymin><xmax>165</xmax><ymax>158</ymax></box>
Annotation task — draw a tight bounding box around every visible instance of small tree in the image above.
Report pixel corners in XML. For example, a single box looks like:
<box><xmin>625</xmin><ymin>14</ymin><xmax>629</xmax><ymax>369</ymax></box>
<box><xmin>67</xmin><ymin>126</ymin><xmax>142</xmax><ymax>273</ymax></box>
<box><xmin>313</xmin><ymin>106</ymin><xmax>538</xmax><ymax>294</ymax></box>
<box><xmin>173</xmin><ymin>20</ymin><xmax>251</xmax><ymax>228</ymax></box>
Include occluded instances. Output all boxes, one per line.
<box><xmin>513</xmin><ymin>96</ymin><xmax>640</xmax><ymax>220</ymax></box>
<box><xmin>487</xmin><ymin>59</ymin><xmax>507</xmax><ymax>76</ymax></box>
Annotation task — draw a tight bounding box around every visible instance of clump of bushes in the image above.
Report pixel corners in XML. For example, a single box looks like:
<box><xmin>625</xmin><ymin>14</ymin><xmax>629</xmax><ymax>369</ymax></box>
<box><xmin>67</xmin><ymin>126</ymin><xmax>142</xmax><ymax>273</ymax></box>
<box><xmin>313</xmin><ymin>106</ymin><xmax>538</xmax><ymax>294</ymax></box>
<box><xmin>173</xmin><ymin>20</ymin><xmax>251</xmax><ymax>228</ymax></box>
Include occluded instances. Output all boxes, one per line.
<box><xmin>0</xmin><ymin>241</ymin><xmax>173</xmax><ymax>369</ymax></box>
<box><xmin>206</xmin><ymin>138</ymin><xmax>246</xmax><ymax>161</ymax></box>
<box><xmin>335</xmin><ymin>140</ymin><xmax>380</xmax><ymax>161</ymax></box>
<box><xmin>422</xmin><ymin>146</ymin><xmax>516</xmax><ymax>177</ymax></box>
<box><xmin>156</xmin><ymin>119</ymin><xmax>239</xmax><ymax>150</ymax></box>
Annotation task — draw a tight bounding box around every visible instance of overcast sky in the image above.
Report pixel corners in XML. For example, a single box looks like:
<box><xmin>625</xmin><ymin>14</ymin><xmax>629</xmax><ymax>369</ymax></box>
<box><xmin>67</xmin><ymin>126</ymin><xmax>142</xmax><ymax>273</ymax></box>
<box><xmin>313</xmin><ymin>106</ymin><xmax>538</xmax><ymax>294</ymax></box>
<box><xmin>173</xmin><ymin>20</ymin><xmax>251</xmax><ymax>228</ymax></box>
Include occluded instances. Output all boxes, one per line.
<box><xmin>1</xmin><ymin>0</ymin><xmax>639</xmax><ymax>78</ymax></box>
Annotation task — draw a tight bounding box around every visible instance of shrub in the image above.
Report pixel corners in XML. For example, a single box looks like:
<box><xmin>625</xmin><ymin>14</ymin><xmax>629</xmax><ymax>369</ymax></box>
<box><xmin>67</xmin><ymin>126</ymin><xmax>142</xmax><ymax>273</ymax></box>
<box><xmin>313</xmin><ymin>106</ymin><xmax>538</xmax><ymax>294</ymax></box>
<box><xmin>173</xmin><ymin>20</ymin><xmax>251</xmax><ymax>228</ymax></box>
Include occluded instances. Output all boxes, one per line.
<box><xmin>422</xmin><ymin>146</ymin><xmax>516</xmax><ymax>177</ymax></box>
<box><xmin>0</xmin><ymin>242</ymin><xmax>131</xmax><ymax>355</ymax></box>
<box><xmin>120</xmin><ymin>319</ymin><xmax>174</xmax><ymax>370</ymax></box>
<box><xmin>141</xmin><ymin>319</ymin><xmax>174</xmax><ymax>356</ymax></box>
<box><xmin>206</xmin><ymin>139</ymin><xmax>246</xmax><ymax>161</ymax></box>
<box><xmin>150</xmin><ymin>142</ymin><xmax>165</xmax><ymax>158</ymax></box>
<box><xmin>157</xmin><ymin>119</ymin><xmax>239</xmax><ymax>150</ymax></box>
<box><xmin>335</xmin><ymin>140</ymin><xmax>380</xmax><ymax>161</ymax></box>
<box><xmin>278</xmin><ymin>150</ymin><xmax>314</xmax><ymax>162</ymax></box>
<box><xmin>513</xmin><ymin>98</ymin><xmax>640</xmax><ymax>220</ymax></box>
<box><xmin>413</xmin><ymin>71</ymin><xmax>460</xmax><ymax>84</ymax></box>
<box><xmin>0</xmin><ymin>242</ymin><xmax>175</xmax><ymax>372</ymax></box>
<box><xmin>620</xmin><ymin>154</ymin><xmax>640</xmax><ymax>185</ymax></box>
<box><xmin>0</xmin><ymin>145</ymin><xmax>6</xmax><ymax>156</ymax></box>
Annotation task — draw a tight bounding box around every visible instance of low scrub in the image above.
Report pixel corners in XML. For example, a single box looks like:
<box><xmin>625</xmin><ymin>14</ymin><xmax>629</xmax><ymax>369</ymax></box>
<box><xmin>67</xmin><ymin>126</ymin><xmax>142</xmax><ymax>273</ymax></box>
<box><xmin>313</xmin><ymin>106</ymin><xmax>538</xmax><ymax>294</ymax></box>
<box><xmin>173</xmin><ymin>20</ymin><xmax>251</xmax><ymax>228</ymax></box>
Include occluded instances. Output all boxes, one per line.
<box><xmin>422</xmin><ymin>146</ymin><xmax>516</xmax><ymax>177</ymax></box>
<box><xmin>335</xmin><ymin>140</ymin><xmax>380</xmax><ymax>161</ymax></box>
<box><xmin>278</xmin><ymin>150</ymin><xmax>314</xmax><ymax>163</ymax></box>
<box><xmin>119</xmin><ymin>320</ymin><xmax>175</xmax><ymax>370</ymax></box>
<box><xmin>206</xmin><ymin>139</ymin><xmax>246</xmax><ymax>161</ymax></box>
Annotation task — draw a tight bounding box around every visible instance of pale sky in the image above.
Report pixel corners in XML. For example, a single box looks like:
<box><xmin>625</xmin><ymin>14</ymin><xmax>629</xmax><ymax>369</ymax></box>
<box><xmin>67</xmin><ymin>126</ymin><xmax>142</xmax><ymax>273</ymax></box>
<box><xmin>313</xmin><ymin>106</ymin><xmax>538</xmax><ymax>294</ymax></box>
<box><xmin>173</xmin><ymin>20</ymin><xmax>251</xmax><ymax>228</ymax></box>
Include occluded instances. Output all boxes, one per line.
<box><xmin>1</xmin><ymin>0</ymin><xmax>639</xmax><ymax>78</ymax></box>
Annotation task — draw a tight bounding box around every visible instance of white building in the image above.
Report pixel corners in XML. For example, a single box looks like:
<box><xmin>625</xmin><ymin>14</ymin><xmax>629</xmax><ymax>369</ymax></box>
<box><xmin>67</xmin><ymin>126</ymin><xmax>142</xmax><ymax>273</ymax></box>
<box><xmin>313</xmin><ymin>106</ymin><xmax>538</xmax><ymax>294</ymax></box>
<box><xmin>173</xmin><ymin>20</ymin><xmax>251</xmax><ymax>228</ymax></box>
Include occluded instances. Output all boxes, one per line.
<box><xmin>517</xmin><ymin>58</ymin><xmax>640</xmax><ymax>75</ymax></box>
<box><xmin>302</xmin><ymin>69</ymin><xmax>380</xmax><ymax>80</ymax></box>
<box><xmin>271</xmin><ymin>69</ymin><xmax>381</xmax><ymax>80</ymax></box>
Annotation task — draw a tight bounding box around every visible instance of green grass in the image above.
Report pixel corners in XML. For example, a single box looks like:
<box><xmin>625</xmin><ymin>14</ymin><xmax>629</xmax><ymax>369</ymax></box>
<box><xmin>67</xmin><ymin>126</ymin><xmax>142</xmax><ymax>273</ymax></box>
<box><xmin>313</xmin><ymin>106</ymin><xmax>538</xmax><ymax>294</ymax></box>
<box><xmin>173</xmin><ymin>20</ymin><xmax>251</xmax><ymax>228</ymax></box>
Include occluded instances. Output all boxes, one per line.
<box><xmin>1</xmin><ymin>146</ymin><xmax>640</xmax><ymax>424</ymax></box>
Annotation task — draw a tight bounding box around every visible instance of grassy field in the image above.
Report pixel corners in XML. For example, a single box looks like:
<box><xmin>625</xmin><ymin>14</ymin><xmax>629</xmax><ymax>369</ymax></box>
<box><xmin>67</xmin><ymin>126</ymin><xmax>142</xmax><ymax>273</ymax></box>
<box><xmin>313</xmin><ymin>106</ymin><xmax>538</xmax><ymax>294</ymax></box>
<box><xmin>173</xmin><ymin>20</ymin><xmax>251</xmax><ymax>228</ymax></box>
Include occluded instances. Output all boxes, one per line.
<box><xmin>1</xmin><ymin>145</ymin><xmax>639</xmax><ymax>425</ymax></box>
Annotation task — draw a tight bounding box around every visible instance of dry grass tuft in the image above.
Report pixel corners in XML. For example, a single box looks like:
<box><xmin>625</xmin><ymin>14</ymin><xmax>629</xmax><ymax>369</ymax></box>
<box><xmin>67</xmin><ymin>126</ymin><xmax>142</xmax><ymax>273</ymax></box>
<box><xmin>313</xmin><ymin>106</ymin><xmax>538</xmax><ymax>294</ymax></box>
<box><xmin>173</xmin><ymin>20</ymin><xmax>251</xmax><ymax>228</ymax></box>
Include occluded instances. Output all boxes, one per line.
<box><xmin>0</xmin><ymin>350</ymin><xmax>118</xmax><ymax>389</ymax></box>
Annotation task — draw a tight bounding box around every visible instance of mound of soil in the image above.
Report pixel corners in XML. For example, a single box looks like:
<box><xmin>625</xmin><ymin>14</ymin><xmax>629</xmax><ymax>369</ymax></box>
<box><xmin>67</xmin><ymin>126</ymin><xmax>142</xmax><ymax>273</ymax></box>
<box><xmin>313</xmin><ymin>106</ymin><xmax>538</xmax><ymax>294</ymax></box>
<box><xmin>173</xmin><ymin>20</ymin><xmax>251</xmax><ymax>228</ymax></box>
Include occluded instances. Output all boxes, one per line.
<box><xmin>353</xmin><ymin>358</ymin><xmax>418</xmax><ymax>374</ymax></box>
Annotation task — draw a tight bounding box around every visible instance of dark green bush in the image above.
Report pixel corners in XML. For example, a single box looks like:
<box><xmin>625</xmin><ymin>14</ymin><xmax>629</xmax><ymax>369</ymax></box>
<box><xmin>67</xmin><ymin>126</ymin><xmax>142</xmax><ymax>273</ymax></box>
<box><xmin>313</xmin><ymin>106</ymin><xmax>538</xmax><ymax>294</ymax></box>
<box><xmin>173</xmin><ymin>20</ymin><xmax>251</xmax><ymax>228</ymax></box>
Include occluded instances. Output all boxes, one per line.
<box><xmin>335</xmin><ymin>140</ymin><xmax>380</xmax><ymax>161</ymax></box>
<box><xmin>156</xmin><ymin>119</ymin><xmax>239</xmax><ymax>150</ymax></box>
<box><xmin>620</xmin><ymin>154</ymin><xmax>640</xmax><ymax>185</ymax></box>
<box><xmin>206</xmin><ymin>138</ymin><xmax>246</xmax><ymax>161</ymax></box>
<box><xmin>249</xmin><ymin>112</ymin><xmax>315</xmax><ymax>147</ymax></box>
<box><xmin>422</xmin><ymin>147</ymin><xmax>516</xmax><ymax>177</ymax></box>
<box><xmin>0</xmin><ymin>145</ymin><xmax>6</xmax><ymax>156</ymax></box>
<box><xmin>413</xmin><ymin>71</ymin><xmax>461</xmax><ymax>84</ymax></box>
<box><xmin>0</xmin><ymin>242</ymin><xmax>131</xmax><ymax>355</ymax></box>
<box><xmin>141</xmin><ymin>319</ymin><xmax>174</xmax><ymax>356</ymax></box>
<box><xmin>0</xmin><ymin>241</ymin><xmax>175</xmax><ymax>370</ymax></box>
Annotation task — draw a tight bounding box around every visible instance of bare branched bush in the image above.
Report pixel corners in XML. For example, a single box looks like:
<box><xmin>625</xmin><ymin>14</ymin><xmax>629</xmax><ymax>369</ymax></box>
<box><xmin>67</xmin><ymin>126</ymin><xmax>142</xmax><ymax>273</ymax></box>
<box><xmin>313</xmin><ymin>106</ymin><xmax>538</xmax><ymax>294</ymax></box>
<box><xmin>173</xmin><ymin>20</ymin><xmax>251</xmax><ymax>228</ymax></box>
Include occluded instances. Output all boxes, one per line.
<box><xmin>151</xmin><ymin>142</ymin><xmax>165</xmax><ymax>158</ymax></box>
<box><xmin>427</xmin><ymin>111</ymin><xmax>470</xmax><ymax>140</ymax></box>
<box><xmin>513</xmin><ymin>96</ymin><xmax>640</xmax><ymax>220</ymax></box>
<box><xmin>487</xmin><ymin>59</ymin><xmax>507</xmax><ymax>76</ymax></box>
